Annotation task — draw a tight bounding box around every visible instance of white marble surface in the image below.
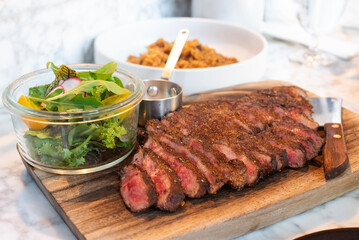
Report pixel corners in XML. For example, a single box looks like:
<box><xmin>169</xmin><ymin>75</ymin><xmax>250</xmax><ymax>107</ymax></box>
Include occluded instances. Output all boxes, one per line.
<box><xmin>0</xmin><ymin>0</ymin><xmax>359</xmax><ymax>239</ymax></box>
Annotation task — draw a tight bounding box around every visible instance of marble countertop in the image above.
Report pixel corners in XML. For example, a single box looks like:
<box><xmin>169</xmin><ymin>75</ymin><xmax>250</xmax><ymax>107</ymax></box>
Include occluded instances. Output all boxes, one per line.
<box><xmin>1</xmin><ymin>5</ymin><xmax>359</xmax><ymax>240</ymax></box>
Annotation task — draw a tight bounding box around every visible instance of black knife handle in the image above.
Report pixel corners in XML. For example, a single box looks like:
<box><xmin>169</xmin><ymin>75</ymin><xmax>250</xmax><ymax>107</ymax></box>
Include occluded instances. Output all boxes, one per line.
<box><xmin>323</xmin><ymin>123</ymin><xmax>349</xmax><ymax>180</ymax></box>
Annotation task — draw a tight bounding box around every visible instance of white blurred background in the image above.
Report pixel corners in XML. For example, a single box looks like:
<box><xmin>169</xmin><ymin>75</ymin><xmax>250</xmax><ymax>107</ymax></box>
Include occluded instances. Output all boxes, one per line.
<box><xmin>1</xmin><ymin>0</ymin><xmax>358</xmax><ymax>107</ymax></box>
<box><xmin>0</xmin><ymin>0</ymin><xmax>191</xmax><ymax>106</ymax></box>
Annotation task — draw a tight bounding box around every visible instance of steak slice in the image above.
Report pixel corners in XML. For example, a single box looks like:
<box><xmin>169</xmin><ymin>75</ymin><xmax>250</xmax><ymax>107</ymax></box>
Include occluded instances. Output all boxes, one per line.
<box><xmin>212</xmin><ymin>143</ymin><xmax>260</xmax><ymax>186</ymax></box>
<box><xmin>146</xmin><ymin>120</ymin><xmax>226</xmax><ymax>194</ymax></box>
<box><xmin>144</xmin><ymin>135</ymin><xmax>209</xmax><ymax>198</ymax></box>
<box><xmin>238</xmin><ymin>88</ymin><xmax>316</xmax><ymax>129</ymax></box>
<box><xmin>272</xmin><ymin>105</ymin><xmax>319</xmax><ymax>130</ymax></box>
<box><xmin>183</xmin><ymin>101</ymin><xmax>258</xmax><ymax>134</ymax></box>
<box><xmin>267</xmin><ymin>86</ymin><xmax>312</xmax><ymax>111</ymax></box>
<box><xmin>247</xmin><ymin>86</ymin><xmax>312</xmax><ymax>114</ymax></box>
<box><xmin>159</xmin><ymin>135</ymin><xmax>226</xmax><ymax>194</ymax></box>
<box><xmin>232</xmin><ymin>106</ymin><xmax>265</xmax><ymax>132</ymax></box>
<box><xmin>188</xmin><ymin>120</ymin><xmax>261</xmax><ymax>186</ymax></box>
<box><xmin>186</xmin><ymin>138</ymin><xmax>247</xmax><ymax>190</ymax></box>
<box><xmin>238</xmin><ymin>140</ymin><xmax>277</xmax><ymax>176</ymax></box>
<box><xmin>120</xmin><ymin>164</ymin><xmax>157</xmax><ymax>213</ymax></box>
<box><xmin>133</xmin><ymin>148</ymin><xmax>185</xmax><ymax>211</ymax></box>
<box><xmin>270</xmin><ymin>126</ymin><xmax>317</xmax><ymax>160</ymax></box>
<box><xmin>231</xmin><ymin>144</ymin><xmax>266</xmax><ymax>184</ymax></box>
<box><xmin>242</xmin><ymin>134</ymin><xmax>287</xmax><ymax>171</ymax></box>
<box><xmin>165</xmin><ymin>110</ymin><xmax>199</xmax><ymax>134</ymax></box>
<box><xmin>148</xmin><ymin>118</ymin><xmax>247</xmax><ymax>190</ymax></box>
<box><xmin>260</xmin><ymin>132</ymin><xmax>307</xmax><ymax>168</ymax></box>
<box><xmin>271</xmin><ymin>118</ymin><xmax>324</xmax><ymax>153</ymax></box>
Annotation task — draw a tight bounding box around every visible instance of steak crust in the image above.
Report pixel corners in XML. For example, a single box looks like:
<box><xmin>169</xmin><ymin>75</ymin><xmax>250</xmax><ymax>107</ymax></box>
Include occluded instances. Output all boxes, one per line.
<box><xmin>144</xmin><ymin>134</ymin><xmax>209</xmax><ymax>198</ymax></box>
<box><xmin>120</xmin><ymin>86</ymin><xmax>325</xmax><ymax>212</ymax></box>
<box><xmin>133</xmin><ymin>148</ymin><xmax>185</xmax><ymax>211</ymax></box>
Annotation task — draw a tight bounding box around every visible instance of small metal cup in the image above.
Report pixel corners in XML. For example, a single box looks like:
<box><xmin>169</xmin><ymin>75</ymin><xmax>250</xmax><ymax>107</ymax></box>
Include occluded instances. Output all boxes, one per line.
<box><xmin>138</xmin><ymin>29</ymin><xmax>188</xmax><ymax>127</ymax></box>
<box><xmin>138</xmin><ymin>79</ymin><xmax>183</xmax><ymax>127</ymax></box>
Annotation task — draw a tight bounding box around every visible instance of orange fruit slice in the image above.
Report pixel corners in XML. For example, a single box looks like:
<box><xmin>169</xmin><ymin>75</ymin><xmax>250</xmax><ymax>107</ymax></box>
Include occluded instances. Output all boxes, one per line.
<box><xmin>102</xmin><ymin>93</ymin><xmax>133</xmax><ymax>119</ymax></box>
<box><xmin>17</xmin><ymin>95</ymin><xmax>48</xmax><ymax>130</ymax></box>
<box><xmin>101</xmin><ymin>93</ymin><xmax>131</xmax><ymax>106</ymax></box>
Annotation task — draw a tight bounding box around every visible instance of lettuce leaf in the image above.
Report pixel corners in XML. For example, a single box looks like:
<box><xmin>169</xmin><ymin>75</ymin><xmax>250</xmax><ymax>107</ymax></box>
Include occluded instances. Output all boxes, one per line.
<box><xmin>29</xmin><ymin>80</ymin><xmax>131</xmax><ymax>111</ymax></box>
<box><xmin>46</xmin><ymin>80</ymin><xmax>131</xmax><ymax>101</ymax></box>
<box><xmin>46</xmin><ymin>61</ymin><xmax>59</xmax><ymax>73</ymax></box>
<box><xmin>55</xmin><ymin>94</ymin><xmax>103</xmax><ymax>112</ymax></box>
<box><xmin>77</xmin><ymin>62</ymin><xmax>125</xmax><ymax>88</ymax></box>
<box><xmin>29</xmin><ymin>84</ymin><xmax>49</xmax><ymax>98</ymax></box>
<box><xmin>78</xmin><ymin>62</ymin><xmax>116</xmax><ymax>80</ymax></box>
<box><xmin>47</xmin><ymin>62</ymin><xmax>78</xmax><ymax>81</ymax></box>
<box><xmin>25</xmin><ymin>134</ymin><xmax>88</xmax><ymax>167</ymax></box>
<box><xmin>91</xmin><ymin>117</ymin><xmax>128</xmax><ymax>148</ymax></box>
<box><xmin>45</xmin><ymin>62</ymin><xmax>79</xmax><ymax>95</ymax></box>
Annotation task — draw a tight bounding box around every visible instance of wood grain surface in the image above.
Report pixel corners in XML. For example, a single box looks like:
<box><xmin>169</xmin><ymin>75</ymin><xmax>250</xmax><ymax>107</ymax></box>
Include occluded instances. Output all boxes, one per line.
<box><xmin>23</xmin><ymin>81</ymin><xmax>359</xmax><ymax>240</ymax></box>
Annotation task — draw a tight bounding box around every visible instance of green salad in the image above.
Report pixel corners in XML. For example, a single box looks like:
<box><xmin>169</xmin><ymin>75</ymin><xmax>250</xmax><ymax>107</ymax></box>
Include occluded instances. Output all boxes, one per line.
<box><xmin>20</xmin><ymin>62</ymin><xmax>135</xmax><ymax>167</ymax></box>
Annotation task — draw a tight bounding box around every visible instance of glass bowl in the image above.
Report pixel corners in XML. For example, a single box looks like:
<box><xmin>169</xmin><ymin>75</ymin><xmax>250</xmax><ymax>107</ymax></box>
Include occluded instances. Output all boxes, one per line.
<box><xmin>3</xmin><ymin>64</ymin><xmax>144</xmax><ymax>174</ymax></box>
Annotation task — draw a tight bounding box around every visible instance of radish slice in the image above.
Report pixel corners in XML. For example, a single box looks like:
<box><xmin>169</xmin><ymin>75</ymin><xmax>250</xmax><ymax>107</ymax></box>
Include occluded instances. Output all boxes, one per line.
<box><xmin>46</xmin><ymin>85</ymin><xmax>64</xmax><ymax>97</ymax></box>
<box><xmin>45</xmin><ymin>77</ymin><xmax>82</xmax><ymax>98</ymax></box>
<box><xmin>60</xmin><ymin>77</ymin><xmax>82</xmax><ymax>92</ymax></box>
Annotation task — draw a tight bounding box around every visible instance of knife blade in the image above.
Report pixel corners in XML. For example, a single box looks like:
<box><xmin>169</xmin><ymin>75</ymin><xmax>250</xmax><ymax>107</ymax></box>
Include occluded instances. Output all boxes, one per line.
<box><xmin>309</xmin><ymin>97</ymin><xmax>349</xmax><ymax>180</ymax></box>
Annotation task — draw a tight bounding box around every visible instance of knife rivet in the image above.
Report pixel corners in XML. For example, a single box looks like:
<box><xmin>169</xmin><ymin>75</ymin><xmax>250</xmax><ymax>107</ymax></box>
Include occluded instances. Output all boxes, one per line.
<box><xmin>333</xmin><ymin>134</ymin><xmax>342</xmax><ymax>139</ymax></box>
<box><xmin>332</xmin><ymin>124</ymin><xmax>340</xmax><ymax>128</ymax></box>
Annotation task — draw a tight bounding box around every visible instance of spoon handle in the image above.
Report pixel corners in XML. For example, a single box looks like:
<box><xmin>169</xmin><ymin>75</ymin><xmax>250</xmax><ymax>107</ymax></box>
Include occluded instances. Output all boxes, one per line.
<box><xmin>161</xmin><ymin>29</ymin><xmax>189</xmax><ymax>80</ymax></box>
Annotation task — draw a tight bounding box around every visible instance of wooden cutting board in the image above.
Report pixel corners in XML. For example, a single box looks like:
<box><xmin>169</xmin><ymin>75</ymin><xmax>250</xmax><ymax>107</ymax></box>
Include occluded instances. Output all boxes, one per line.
<box><xmin>23</xmin><ymin>81</ymin><xmax>359</xmax><ymax>240</ymax></box>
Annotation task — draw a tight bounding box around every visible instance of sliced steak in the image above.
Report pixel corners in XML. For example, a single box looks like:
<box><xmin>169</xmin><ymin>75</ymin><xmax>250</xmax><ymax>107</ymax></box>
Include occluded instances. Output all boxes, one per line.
<box><xmin>269</xmin><ymin>86</ymin><xmax>312</xmax><ymax>110</ymax></box>
<box><xmin>231</xmin><ymin>106</ymin><xmax>265</xmax><ymax>132</ymax></box>
<box><xmin>144</xmin><ymin>135</ymin><xmax>209</xmax><ymax>198</ymax></box>
<box><xmin>260</xmin><ymin>132</ymin><xmax>306</xmax><ymax>168</ymax></box>
<box><xmin>188</xmin><ymin>120</ymin><xmax>261</xmax><ymax>186</ymax></box>
<box><xmin>185</xmin><ymin>101</ymin><xmax>258</xmax><ymax>133</ymax></box>
<box><xmin>212</xmin><ymin>143</ymin><xmax>262</xmax><ymax>186</ymax></box>
<box><xmin>133</xmin><ymin>148</ymin><xmax>185</xmax><ymax>211</ymax></box>
<box><xmin>270</xmin><ymin>126</ymin><xmax>317</xmax><ymax>160</ymax></box>
<box><xmin>149</xmin><ymin>117</ymin><xmax>248</xmax><ymax>190</ymax></box>
<box><xmin>271</xmin><ymin>118</ymin><xmax>324</xmax><ymax>153</ymax></box>
<box><xmin>186</xmin><ymin>137</ymin><xmax>247</xmax><ymax>190</ymax></box>
<box><xmin>242</xmin><ymin>134</ymin><xmax>287</xmax><ymax>171</ymax></box>
<box><xmin>231</xmin><ymin>144</ymin><xmax>266</xmax><ymax>184</ymax></box>
<box><xmin>272</xmin><ymin>105</ymin><xmax>319</xmax><ymax>130</ymax></box>
<box><xmin>159</xmin><ymin>135</ymin><xmax>226</xmax><ymax>194</ymax></box>
<box><xmin>120</xmin><ymin>164</ymin><xmax>157</xmax><ymax>213</ymax></box>
<box><xmin>238</xmin><ymin>140</ymin><xmax>277</xmax><ymax>176</ymax></box>
<box><xmin>147</xmin><ymin>120</ymin><xmax>226</xmax><ymax>194</ymax></box>
<box><xmin>249</xmin><ymin>86</ymin><xmax>312</xmax><ymax>114</ymax></box>
<box><xmin>120</xmin><ymin>86</ymin><xmax>324</xmax><ymax>213</ymax></box>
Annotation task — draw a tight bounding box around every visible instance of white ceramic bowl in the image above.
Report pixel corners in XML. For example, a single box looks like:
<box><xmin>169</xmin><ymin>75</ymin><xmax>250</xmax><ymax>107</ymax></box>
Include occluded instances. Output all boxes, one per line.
<box><xmin>94</xmin><ymin>17</ymin><xmax>267</xmax><ymax>95</ymax></box>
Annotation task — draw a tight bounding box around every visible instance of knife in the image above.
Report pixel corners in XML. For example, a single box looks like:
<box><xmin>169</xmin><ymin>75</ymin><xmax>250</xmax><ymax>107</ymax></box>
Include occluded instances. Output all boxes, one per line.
<box><xmin>309</xmin><ymin>97</ymin><xmax>349</xmax><ymax>180</ymax></box>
